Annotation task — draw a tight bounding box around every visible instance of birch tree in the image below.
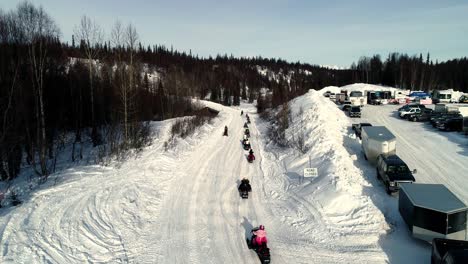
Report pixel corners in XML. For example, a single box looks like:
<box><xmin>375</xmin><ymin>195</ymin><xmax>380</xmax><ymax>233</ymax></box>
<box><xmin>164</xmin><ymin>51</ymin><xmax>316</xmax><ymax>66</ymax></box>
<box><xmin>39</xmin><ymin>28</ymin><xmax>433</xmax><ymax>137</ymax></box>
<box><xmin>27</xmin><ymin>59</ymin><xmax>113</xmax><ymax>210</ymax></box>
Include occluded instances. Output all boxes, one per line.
<box><xmin>74</xmin><ymin>15</ymin><xmax>103</xmax><ymax>146</ymax></box>
<box><xmin>16</xmin><ymin>2</ymin><xmax>60</xmax><ymax>178</ymax></box>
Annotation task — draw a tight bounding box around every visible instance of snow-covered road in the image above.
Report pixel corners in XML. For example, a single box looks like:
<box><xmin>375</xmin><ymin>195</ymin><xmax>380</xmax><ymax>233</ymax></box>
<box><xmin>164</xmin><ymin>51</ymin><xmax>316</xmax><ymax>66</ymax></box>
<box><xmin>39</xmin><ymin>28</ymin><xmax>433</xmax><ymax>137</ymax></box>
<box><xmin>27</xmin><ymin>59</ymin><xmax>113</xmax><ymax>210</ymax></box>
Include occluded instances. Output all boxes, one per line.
<box><xmin>5</xmin><ymin>91</ymin><xmax>462</xmax><ymax>263</ymax></box>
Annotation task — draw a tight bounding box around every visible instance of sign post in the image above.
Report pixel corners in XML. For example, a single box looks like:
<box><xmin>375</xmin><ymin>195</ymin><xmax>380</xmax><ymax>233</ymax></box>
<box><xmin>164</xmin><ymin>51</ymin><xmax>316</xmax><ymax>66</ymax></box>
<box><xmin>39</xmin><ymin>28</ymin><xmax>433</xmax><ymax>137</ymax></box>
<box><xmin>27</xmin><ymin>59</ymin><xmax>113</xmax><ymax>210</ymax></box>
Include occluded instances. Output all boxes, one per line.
<box><xmin>303</xmin><ymin>167</ymin><xmax>318</xmax><ymax>183</ymax></box>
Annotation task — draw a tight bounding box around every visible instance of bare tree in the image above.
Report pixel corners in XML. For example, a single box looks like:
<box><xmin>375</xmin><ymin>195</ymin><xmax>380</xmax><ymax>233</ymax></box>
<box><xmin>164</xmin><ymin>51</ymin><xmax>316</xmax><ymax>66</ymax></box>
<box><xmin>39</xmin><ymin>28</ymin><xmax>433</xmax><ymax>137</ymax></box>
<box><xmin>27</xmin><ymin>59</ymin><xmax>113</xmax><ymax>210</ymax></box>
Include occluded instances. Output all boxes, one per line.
<box><xmin>74</xmin><ymin>15</ymin><xmax>104</xmax><ymax>145</ymax></box>
<box><xmin>16</xmin><ymin>2</ymin><xmax>60</xmax><ymax>178</ymax></box>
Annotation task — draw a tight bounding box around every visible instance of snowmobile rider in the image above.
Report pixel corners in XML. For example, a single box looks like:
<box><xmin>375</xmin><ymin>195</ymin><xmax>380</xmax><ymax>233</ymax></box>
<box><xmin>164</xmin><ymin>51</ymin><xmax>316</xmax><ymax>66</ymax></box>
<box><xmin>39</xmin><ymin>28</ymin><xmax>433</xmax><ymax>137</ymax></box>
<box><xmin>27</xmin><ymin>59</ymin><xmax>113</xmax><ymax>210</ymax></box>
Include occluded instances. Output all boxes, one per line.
<box><xmin>241</xmin><ymin>110</ymin><xmax>244</xmax><ymax>115</ymax></box>
<box><xmin>224</xmin><ymin>125</ymin><xmax>228</xmax><ymax>136</ymax></box>
<box><xmin>244</xmin><ymin>122</ymin><xmax>248</xmax><ymax>128</ymax></box>
<box><xmin>238</xmin><ymin>178</ymin><xmax>252</xmax><ymax>192</ymax></box>
<box><xmin>248</xmin><ymin>149</ymin><xmax>255</xmax><ymax>161</ymax></box>
<box><xmin>244</xmin><ymin>140</ymin><xmax>251</xmax><ymax>149</ymax></box>
<box><xmin>251</xmin><ymin>225</ymin><xmax>267</xmax><ymax>247</ymax></box>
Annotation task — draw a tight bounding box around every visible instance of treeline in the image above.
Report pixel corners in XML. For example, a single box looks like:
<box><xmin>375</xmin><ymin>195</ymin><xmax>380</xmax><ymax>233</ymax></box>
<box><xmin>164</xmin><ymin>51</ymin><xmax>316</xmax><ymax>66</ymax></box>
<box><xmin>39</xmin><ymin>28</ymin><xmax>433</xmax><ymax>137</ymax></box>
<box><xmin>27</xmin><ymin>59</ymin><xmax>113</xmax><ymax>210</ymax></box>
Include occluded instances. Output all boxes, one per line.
<box><xmin>0</xmin><ymin>2</ymin><xmax>351</xmax><ymax>181</ymax></box>
<box><xmin>1</xmin><ymin>1</ymin><xmax>467</xmax><ymax>182</ymax></box>
<box><xmin>351</xmin><ymin>53</ymin><xmax>468</xmax><ymax>92</ymax></box>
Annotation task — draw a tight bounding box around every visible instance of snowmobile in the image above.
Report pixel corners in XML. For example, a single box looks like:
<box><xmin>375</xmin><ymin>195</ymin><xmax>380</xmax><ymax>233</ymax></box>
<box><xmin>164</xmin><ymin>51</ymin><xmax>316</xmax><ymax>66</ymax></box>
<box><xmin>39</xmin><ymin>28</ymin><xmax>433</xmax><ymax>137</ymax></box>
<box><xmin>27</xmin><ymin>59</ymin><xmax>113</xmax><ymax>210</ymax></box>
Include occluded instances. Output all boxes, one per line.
<box><xmin>244</xmin><ymin>129</ymin><xmax>250</xmax><ymax>138</ymax></box>
<box><xmin>247</xmin><ymin>154</ymin><xmax>255</xmax><ymax>163</ymax></box>
<box><xmin>246</xmin><ymin>231</ymin><xmax>271</xmax><ymax>263</ymax></box>
<box><xmin>243</xmin><ymin>141</ymin><xmax>251</xmax><ymax>150</ymax></box>
<box><xmin>244</xmin><ymin>123</ymin><xmax>249</xmax><ymax>128</ymax></box>
<box><xmin>238</xmin><ymin>178</ymin><xmax>252</xmax><ymax>199</ymax></box>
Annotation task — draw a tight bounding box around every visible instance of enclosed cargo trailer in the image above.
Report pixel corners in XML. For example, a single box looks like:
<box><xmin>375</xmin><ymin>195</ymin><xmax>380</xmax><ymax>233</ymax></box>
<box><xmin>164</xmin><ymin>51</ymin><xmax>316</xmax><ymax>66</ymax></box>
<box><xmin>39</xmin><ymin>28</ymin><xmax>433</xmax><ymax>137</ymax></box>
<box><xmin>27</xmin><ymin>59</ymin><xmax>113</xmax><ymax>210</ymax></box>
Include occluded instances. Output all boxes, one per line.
<box><xmin>361</xmin><ymin>126</ymin><xmax>396</xmax><ymax>164</ymax></box>
<box><xmin>399</xmin><ymin>183</ymin><xmax>467</xmax><ymax>242</ymax></box>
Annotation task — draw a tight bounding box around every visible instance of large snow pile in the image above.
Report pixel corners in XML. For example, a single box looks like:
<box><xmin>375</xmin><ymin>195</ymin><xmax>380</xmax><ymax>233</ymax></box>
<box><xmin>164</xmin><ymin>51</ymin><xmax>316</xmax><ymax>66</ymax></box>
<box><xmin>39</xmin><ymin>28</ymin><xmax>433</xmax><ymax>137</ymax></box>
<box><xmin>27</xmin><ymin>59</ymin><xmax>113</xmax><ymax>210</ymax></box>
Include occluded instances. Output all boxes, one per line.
<box><xmin>255</xmin><ymin>89</ymin><xmax>390</xmax><ymax>261</ymax></box>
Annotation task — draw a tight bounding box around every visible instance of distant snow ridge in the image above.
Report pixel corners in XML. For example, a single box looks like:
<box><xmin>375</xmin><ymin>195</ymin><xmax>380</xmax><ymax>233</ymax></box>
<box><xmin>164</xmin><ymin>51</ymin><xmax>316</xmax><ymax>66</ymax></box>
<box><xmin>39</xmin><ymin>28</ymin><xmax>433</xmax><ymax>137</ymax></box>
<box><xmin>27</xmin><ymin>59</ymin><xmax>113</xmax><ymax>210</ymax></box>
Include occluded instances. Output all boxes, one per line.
<box><xmin>260</xmin><ymin>89</ymin><xmax>388</xmax><ymax>259</ymax></box>
<box><xmin>320</xmin><ymin>65</ymin><xmax>347</xmax><ymax>70</ymax></box>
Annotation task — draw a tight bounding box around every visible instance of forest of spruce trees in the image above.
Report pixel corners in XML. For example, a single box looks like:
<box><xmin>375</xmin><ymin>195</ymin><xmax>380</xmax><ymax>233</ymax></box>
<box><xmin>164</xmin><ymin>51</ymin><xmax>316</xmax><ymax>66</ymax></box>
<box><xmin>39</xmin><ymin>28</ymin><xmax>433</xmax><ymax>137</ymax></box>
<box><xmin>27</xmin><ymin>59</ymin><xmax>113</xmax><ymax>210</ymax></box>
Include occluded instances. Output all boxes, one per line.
<box><xmin>1</xmin><ymin>2</ymin><xmax>467</xmax><ymax>181</ymax></box>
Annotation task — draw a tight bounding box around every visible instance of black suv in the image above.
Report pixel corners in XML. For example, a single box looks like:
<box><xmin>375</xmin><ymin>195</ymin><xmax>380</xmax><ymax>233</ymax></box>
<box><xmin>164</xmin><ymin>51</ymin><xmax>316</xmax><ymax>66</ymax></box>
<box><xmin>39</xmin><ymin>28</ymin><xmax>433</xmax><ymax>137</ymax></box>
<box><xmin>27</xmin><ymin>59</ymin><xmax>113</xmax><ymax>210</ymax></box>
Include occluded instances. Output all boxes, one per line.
<box><xmin>431</xmin><ymin>112</ymin><xmax>460</xmax><ymax>128</ymax></box>
<box><xmin>348</xmin><ymin>106</ymin><xmax>361</xmax><ymax>118</ymax></box>
<box><xmin>376</xmin><ymin>154</ymin><xmax>416</xmax><ymax>195</ymax></box>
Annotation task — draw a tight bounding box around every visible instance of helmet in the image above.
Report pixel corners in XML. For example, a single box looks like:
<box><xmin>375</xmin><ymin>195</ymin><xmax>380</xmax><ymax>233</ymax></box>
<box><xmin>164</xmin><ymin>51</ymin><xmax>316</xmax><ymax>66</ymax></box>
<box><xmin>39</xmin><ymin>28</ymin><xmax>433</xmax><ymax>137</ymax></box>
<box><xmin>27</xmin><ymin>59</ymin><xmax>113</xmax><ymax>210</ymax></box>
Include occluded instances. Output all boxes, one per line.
<box><xmin>259</xmin><ymin>225</ymin><xmax>264</xmax><ymax>230</ymax></box>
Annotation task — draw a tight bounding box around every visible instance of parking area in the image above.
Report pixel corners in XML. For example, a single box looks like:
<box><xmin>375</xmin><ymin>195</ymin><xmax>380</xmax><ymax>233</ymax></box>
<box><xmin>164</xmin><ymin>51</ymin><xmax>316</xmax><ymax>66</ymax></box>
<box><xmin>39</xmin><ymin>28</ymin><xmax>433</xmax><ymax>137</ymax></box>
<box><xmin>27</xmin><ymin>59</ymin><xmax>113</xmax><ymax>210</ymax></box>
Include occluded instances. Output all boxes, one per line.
<box><xmin>357</xmin><ymin>104</ymin><xmax>468</xmax><ymax>204</ymax></box>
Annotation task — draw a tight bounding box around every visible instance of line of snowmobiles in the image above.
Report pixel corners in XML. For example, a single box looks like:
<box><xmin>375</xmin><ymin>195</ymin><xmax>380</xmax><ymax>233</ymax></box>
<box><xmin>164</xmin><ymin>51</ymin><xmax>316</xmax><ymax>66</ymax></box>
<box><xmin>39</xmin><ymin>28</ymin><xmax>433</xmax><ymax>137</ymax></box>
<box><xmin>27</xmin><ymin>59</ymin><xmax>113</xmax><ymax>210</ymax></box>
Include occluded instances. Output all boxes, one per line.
<box><xmin>239</xmin><ymin>111</ymin><xmax>271</xmax><ymax>264</ymax></box>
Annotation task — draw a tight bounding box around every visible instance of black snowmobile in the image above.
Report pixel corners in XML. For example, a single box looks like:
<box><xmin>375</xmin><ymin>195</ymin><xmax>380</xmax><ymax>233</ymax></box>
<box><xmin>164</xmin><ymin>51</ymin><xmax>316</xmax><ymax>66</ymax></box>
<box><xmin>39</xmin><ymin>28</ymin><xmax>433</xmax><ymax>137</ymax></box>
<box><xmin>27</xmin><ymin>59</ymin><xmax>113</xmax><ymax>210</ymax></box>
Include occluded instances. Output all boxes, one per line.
<box><xmin>243</xmin><ymin>141</ymin><xmax>251</xmax><ymax>150</ymax></box>
<box><xmin>246</xmin><ymin>232</ymin><xmax>271</xmax><ymax>263</ymax></box>
<box><xmin>238</xmin><ymin>179</ymin><xmax>252</xmax><ymax>199</ymax></box>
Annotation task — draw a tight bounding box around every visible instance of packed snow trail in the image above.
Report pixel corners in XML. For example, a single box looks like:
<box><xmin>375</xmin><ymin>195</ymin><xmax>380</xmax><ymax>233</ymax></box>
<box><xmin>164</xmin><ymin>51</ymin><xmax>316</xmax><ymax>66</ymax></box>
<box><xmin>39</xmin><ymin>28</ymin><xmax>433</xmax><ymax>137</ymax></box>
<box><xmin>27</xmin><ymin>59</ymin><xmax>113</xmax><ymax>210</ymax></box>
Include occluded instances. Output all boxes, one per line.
<box><xmin>1</xmin><ymin>98</ymin><xmax>397</xmax><ymax>263</ymax></box>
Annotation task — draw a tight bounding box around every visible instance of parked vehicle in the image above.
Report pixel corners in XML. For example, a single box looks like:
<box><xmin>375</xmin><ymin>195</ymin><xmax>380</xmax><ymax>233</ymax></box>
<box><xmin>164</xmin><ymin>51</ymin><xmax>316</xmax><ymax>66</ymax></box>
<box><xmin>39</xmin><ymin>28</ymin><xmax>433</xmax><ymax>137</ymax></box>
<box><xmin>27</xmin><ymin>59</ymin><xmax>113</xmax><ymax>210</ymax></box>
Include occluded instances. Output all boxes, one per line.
<box><xmin>349</xmin><ymin>91</ymin><xmax>366</xmax><ymax>106</ymax></box>
<box><xmin>408</xmin><ymin>91</ymin><xmax>431</xmax><ymax>101</ymax></box>
<box><xmin>437</xmin><ymin>115</ymin><xmax>463</xmax><ymax>132</ymax></box>
<box><xmin>335</xmin><ymin>93</ymin><xmax>347</xmax><ymax>104</ymax></box>
<box><xmin>367</xmin><ymin>91</ymin><xmax>392</xmax><ymax>105</ymax></box>
<box><xmin>432</xmin><ymin>238</ymin><xmax>468</xmax><ymax>264</ymax></box>
<box><xmin>459</xmin><ymin>107</ymin><xmax>468</xmax><ymax>133</ymax></box>
<box><xmin>376</xmin><ymin>154</ymin><xmax>416</xmax><ymax>195</ymax></box>
<box><xmin>435</xmin><ymin>103</ymin><xmax>450</xmax><ymax>113</ymax></box>
<box><xmin>408</xmin><ymin>109</ymin><xmax>434</xmax><ymax>122</ymax></box>
<box><xmin>348</xmin><ymin>106</ymin><xmax>361</xmax><ymax>118</ymax></box>
<box><xmin>361</xmin><ymin>126</ymin><xmax>396</xmax><ymax>164</ymax></box>
<box><xmin>399</xmin><ymin>108</ymin><xmax>422</xmax><ymax>119</ymax></box>
<box><xmin>352</xmin><ymin>123</ymin><xmax>372</xmax><ymax>139</ymax></box>
<box><xmin>399</xmin><ymin>183</ymin><xmax>467</xmax><ymax>242</ymax></box>
<box><xmin>342</xmin><ymin>103</ymin><xmax>352</xmax><ymax>112</ymax></box>
<box><xmin>458</xmin><ymin>94</ymin><xmax>468</xmax><ymax>103</ymax></box>
<box><xmin>431</xmin><ymin>113</ymin><xmax>462</xmax><ymax>128</ymax></box>
<box><xmin>432</xmin><ymin>89</ymin><xmax>455</xmax><ymax>104</ymax></box>
<box><xmin>398</xmin><ymin>103</ymin><xmax>426</xmax><ymax>112</ymax></box>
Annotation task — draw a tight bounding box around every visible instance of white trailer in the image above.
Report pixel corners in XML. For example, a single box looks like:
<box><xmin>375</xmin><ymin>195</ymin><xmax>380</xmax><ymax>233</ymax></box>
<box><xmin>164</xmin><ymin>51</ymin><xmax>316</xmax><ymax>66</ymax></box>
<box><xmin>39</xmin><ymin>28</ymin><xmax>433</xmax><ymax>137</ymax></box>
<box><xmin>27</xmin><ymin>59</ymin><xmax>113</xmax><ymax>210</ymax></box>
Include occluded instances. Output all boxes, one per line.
<box><xmin>361</xmin><ymin>126</ymin><xmax>396</xmax><ymax>165</ymax></box>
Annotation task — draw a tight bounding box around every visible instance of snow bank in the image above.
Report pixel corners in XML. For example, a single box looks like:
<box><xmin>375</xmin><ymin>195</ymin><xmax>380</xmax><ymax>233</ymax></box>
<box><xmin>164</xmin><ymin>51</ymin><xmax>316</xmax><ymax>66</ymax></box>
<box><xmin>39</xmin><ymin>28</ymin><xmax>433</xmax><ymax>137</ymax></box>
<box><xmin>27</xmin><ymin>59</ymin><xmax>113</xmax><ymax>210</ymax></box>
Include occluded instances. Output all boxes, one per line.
<box><xmin>286</xmin><ymin>90</ymin><xmax>387</xmax><ymax>232</ymax></box>
<box><xmin>255</xmin><ymin>89</ymin><xmax>389</xmax><ymax>261</ymax></box>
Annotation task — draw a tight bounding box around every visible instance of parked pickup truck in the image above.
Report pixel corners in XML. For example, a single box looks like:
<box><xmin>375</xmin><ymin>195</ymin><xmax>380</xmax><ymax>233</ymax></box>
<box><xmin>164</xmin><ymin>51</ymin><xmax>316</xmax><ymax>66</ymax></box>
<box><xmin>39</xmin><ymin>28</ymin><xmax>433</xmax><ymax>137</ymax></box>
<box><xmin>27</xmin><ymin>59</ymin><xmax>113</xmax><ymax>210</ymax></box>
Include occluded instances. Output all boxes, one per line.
<box><xmin>376</xmin><ymin>154</ymin><xmax>416</xmax><ymax>195</ymax></box>
<box><xmin>352</xmin><ymin>123</ymin><xmax>372</xmax><ymax>139</ymax></box>
<box><xmin>432</xmin><ymin>238</ymin><xmax>468</xmax><ymax>264</ymax></box>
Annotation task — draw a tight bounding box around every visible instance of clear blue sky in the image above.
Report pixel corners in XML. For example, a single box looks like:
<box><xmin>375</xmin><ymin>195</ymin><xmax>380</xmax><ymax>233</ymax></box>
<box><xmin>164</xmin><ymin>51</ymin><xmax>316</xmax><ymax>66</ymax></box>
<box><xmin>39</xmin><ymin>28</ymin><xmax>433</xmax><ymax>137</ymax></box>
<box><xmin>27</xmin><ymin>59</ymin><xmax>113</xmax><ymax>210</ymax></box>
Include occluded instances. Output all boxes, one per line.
<box><xmin>2</xmin><ymin>0</ymin><xmax>467</xmax><ymax>67</ymax></box>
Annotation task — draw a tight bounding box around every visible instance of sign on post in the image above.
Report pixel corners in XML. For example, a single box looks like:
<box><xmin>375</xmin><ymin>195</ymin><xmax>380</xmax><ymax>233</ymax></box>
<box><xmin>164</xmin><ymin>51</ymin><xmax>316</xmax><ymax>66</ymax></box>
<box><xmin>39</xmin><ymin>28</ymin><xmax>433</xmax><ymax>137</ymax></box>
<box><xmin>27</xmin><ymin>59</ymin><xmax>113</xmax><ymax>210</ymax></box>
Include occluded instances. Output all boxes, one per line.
<box><xmin>303</xmin><ymin>168</ymin><xmax>318</xmax><ymax>178</ymax></box>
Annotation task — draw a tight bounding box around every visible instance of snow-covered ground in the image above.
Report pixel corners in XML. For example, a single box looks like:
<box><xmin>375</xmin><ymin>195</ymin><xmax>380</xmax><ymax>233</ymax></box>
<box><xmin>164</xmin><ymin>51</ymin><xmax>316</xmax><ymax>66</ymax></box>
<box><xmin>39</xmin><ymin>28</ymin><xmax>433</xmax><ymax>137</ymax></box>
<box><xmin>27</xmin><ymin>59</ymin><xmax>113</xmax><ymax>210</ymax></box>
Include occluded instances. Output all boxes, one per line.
<box><xmin>358</xmin><ymin>104</ymin><xmax>468</xmax><ymax>203</ymax></box>
<box><xmin>3</xmin><ymin>83</ymin><xmax>466</xmax><ymax>263</ymax></box>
